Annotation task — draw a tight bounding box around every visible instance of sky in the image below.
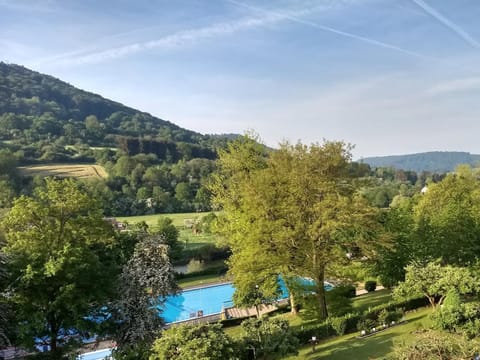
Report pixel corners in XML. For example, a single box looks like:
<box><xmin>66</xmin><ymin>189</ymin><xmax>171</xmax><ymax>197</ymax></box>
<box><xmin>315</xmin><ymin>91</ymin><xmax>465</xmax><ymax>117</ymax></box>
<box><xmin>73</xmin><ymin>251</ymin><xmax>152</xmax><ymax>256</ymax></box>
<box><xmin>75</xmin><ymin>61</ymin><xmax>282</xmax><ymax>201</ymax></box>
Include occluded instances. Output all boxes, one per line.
<box><xmin>2</xmin><ymin>0</ymin><xmax>480</xmax><ymax>158</ymax></box>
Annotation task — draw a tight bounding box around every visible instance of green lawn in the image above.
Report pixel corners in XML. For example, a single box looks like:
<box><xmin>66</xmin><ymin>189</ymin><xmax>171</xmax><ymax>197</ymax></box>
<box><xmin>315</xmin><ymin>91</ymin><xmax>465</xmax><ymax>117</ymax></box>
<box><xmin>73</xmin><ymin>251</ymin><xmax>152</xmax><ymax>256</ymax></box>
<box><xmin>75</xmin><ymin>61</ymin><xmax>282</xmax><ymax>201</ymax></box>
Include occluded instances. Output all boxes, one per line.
<box><xmin>117</xmin><ymin>212</ymin><xmax>212</xmax><ymax>228</ymax></box>
<box><xmin>283</xmin><ymin>308</ymin><xmax>432</xmax><ymax>360</ymax></box>
<box><xmin>177</xmin><ymin>273</ymin><xmax>228</xmax><ymax>289</ymax></box>
<box><xmin>353</xmin><ymin>289</ymin><xmax>393</xmax><ymax>313</ymax></box>
<box><xmin>117</xmin><ymin>212</ymin><xmax>221</xmax><ymax>249</ymax></box>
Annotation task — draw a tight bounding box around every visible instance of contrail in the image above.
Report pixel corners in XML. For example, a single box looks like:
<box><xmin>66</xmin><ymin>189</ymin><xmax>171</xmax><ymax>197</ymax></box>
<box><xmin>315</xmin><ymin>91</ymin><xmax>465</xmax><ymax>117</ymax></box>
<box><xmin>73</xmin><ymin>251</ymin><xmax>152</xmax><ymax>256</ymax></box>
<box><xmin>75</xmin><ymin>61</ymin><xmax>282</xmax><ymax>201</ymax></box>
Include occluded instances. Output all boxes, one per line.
<box><xmin>411</xmin><ymin>0</ymin><xmax>480</xmax><ymax>49</ymax></box>
<box><xmin>228</xmin><ymin>0</ymin><xmax>431</xmax><ymax>60</ymax></box>
<box><xmin>46</xmin><ymin>5</ymin><xmax>323</xmax><ymax>66</ymax></box>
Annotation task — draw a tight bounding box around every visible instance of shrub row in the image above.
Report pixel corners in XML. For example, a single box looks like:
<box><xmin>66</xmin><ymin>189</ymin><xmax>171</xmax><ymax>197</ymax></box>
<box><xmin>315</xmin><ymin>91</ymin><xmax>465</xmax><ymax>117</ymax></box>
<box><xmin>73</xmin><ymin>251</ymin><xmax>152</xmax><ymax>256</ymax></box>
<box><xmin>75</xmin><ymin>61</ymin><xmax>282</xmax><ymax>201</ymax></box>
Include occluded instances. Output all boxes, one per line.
<box><xmin>294</xmin><ymin>296</ymin><xmax>428</xmax><ymax>344</ymax></box>
<box><xmin>175</xmin><ymin>263</ymin><xmax>228</xmax><ymax>280</ymax></box>
<box><xmin>179</xmin><ymin>244</ymin><xmax>231</xmax><ymax>263</ymax></box>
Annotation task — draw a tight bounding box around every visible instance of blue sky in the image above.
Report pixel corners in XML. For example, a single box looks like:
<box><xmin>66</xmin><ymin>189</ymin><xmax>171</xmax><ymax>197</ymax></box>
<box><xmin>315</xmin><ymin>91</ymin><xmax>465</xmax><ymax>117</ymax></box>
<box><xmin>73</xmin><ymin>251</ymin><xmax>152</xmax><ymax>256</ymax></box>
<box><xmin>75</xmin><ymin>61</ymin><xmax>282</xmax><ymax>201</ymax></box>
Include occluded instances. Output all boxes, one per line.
<box><xmin>2</xmin><ymin>0</ymin><xmax>480</xmax><ymax>157</ymax></box>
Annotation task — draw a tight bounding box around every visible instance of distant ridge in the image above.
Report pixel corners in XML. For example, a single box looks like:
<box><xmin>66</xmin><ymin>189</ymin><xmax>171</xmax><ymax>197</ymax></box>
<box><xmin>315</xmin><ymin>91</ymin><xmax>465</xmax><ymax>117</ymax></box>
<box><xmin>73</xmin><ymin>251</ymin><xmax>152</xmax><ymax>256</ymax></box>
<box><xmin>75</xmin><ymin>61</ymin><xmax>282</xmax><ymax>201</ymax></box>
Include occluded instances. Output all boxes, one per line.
<box><xmin>362</xmin><ymin>151</ymin><xmax>480</xmax><ymax>173</ymax></box>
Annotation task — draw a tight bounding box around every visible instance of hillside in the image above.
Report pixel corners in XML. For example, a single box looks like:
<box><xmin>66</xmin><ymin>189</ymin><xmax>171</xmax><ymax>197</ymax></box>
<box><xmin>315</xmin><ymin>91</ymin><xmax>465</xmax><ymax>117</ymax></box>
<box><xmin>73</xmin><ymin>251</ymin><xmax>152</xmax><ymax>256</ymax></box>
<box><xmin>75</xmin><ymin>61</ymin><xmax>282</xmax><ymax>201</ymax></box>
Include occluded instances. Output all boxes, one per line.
<box><xmin>0</xmin><ymin>62</ymin><xmax>233</xmax><ymax>162</ymax></box>
<box><xmin>362</xmin><ymin>151</ymin><xmax>480</xmax><ymax>173</ymax></box>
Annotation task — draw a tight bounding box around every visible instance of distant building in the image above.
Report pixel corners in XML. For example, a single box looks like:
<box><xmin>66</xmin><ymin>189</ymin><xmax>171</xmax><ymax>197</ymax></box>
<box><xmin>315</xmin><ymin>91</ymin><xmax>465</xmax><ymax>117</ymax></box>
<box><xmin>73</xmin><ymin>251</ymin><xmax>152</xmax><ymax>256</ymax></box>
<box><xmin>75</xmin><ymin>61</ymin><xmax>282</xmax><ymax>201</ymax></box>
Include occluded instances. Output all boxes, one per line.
<box><xmin>104</xmin><ymin>217</ymin><xmax>126</xmax><ymax>231</ymax></box>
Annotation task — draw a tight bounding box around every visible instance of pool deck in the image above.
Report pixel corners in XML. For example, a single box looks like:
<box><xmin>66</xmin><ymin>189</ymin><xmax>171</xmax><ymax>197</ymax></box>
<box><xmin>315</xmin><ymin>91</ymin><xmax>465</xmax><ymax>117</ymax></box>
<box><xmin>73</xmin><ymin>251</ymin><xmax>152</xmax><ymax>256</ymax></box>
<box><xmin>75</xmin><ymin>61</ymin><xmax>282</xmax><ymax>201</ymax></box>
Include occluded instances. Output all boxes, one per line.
<box><xmin>180</xmin><ymin>279</ymin><xmax>231</xmax><ymax>291</ymax></box>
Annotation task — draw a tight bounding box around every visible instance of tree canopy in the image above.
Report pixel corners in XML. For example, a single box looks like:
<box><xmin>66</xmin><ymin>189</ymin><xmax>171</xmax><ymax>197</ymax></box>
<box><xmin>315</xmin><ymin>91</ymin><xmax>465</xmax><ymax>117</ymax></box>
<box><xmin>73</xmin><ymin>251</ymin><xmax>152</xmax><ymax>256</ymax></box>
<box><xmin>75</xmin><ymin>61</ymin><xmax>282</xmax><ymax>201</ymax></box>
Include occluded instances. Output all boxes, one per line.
<box><xmin>210</xmin><ymin>135</ymin><xmax>383</xmax><ymax>319</ymax></box>
<box><xmin>1</xmin><ymin>178</ymin><xmax>116</xmax><ymax>356</ymax></box>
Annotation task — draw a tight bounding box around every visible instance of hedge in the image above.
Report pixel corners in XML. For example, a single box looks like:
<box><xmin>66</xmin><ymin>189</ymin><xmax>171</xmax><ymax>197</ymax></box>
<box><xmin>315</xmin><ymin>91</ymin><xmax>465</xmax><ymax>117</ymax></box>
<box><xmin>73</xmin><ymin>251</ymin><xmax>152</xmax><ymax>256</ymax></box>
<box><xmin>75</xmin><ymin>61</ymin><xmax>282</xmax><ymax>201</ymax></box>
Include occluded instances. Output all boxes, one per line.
<box><xmin>175</xmin><ymin>264</ymin><xmax>228</xmax><ymax>280</ymax></box>
<box><xmin>294</xmin><ymin>296</ymin><xmax>429</xmax><ymax>344</ymax></box>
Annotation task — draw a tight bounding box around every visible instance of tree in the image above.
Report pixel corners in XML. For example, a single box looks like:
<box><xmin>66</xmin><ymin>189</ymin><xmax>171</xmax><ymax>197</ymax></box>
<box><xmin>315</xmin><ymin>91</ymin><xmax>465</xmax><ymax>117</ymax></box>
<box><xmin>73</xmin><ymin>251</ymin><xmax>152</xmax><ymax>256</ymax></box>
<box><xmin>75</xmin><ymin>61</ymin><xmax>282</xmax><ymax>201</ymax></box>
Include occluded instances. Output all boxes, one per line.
<box><xmin>210</xmin><ymin>136</ymin><xmax>382</xmax><ymax>320</ymax></box>
<box><xmin>1</xmin><ymin>178</ymin><xmax>115</xmax><ymax>356</ymax></box>
<box><xmin>0</xmin><ymin>239</ymin><xmax>10</xmax><ymax>347</ymax></box>
<box><xmin>154</xmin><ymin>217</ymin><xmax>181</xmax><ymax>260</ymax></box>
<box><xmin>373</xmin><ymin>197</ymin><xmax>417</xmax><ymax>287</ymax></box>
<box><xmin>113</xmin><ymin>233</ymin><xmax>178</xmax><ymax>358</ymax></box>
<box><xmin>240</xmin><ymin>317</ymin><xmax>299</xmax><ymax>359</ymax></box>
<box><xmin>394</xmin><ymin>262</ymin><xmax>476</xmax><ymax>309</ymax></box>
<box><xmin>149</xmin><ymin>323</ymin><xmax>238</xmax><ymax>360</ymax></box>
<box><xmin>413</xmin><ymin>165</ymin><xmax>480</xmax><ymax>265</ymax></box>
<box><xmin>391</xmin><ymin>330</ymin><xmax>480</xmax><ymax>360</ymax></box>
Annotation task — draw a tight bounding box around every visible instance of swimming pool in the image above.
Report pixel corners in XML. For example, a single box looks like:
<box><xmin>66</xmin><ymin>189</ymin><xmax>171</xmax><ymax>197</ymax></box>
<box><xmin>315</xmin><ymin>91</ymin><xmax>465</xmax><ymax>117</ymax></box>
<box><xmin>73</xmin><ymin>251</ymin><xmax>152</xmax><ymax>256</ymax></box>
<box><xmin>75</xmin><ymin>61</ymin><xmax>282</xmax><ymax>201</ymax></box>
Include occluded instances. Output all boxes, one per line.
<box><xmin>161</xmin><ymin>279</ymin><xmax>333</xmax><ymax>323</ymax></box>
<box><xmin>77</xmin><ymin>348</ymin><xmax>112</xmax><ymax>360</ymax></box>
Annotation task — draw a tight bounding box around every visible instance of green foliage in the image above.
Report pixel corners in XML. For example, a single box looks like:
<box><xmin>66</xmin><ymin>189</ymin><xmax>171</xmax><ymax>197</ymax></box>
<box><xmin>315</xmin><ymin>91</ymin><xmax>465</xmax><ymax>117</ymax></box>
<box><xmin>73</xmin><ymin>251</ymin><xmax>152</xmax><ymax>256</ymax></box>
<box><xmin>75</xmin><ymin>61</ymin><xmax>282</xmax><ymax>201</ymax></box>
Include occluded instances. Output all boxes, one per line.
<box><xmin>153</xmin><ymin>217</ymin><xmax>181</xmax><ymax>260</ymax></box>
<box><xmin>365</xmin><ymin>280</ymin><xmax>377</xmax><ymax>292</ymax></box>
<box><xmin>391</xmin><ymin>330</ymin><xmax>480</xmax><ymax>360</ymax></box>
<box><xmin>149</xmin><ymin>323</ymin><xmax>238</xmax><ymax>360</ymax></box>
<box><xmin>357</xmin><ymin>318</ymin><xmax>376</xmax><ymax>332</ymax></box>
<box><xmin>394</xmin><ymin>262</ymin><xmax>476</xmax><ymax>308</ymax></box>
<box><xmin>325</xmin><ymin>286</ymin><xmax>354</xmax><ymax>317</ymax></box>
<box><xmin>211</xmin><ymin>135</ymin><xmax>382</xmax><ymax>320</ymax></box>
<box><xmin>112</xmin><ymin>233</ymin><xmax>178</xmax><ymax>354</ymax></box>
<box><xmin>329</xmin><ymin>316</ymin><xmax>348</xmax><ymax>336</ymax></box>
<box><xmin>1</xmin><ymin>178</ymin><xmax>116</xmax><ymax>354</ymax></box>
<box><xmin>413</xmin><ymin>166</ymin><xmax>480</xmax><ymax>265</ymax></box>
<box><xmin>331</xmin><ymin>284</ymin><xmax>357</xmax><ymax>298</ymax></box>
<box><xmin>240</xmin><ymin>317</ymin><xmax>299</xmax><ymax>359</ymax></box>
<box><xmin>377</xmin><ymin>309</ymin><xmax>403</xmax><ymax>325</ymax></box>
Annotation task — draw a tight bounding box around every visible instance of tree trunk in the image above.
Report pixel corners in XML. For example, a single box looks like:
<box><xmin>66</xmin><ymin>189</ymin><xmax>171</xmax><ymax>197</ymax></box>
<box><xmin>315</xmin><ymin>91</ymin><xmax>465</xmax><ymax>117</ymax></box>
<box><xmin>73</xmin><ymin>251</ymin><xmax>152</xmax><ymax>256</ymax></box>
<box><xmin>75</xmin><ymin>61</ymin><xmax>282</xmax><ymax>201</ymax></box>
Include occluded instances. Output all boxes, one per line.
<box><xmin>289</xmin><ymin>293</ymin><xmax>298</xmax><ymax>315</ymax></box>
<box><xmin>316</xmin><ymin>272</ymin><xmax>328</xmax><ymax>320</ymax></box>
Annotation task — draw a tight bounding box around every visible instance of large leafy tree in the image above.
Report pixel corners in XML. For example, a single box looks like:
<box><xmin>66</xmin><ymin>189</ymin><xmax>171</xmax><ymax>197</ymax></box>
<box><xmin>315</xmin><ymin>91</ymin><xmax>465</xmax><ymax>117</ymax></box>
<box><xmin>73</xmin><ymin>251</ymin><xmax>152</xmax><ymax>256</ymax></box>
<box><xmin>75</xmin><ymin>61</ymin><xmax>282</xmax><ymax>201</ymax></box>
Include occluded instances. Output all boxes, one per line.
<box><xmin>413</xmin><ymin>165</ymin><xmax>480</xmax><ymax>265</ymax></box>
<box><xmin>391</xmin><ymin>330</ymin><xmax>480</xmax><ymax>360</ymax></box>
<box><xmin>394</xmin><ymin>262</ymin><xmax>477</xmax><ymax>309</ymax></box>
<box><xmin>372</xmin><ymin>196</ymin><xmax>417</xmax><ymax>287</ymax></box>
<box><xmin>149</xmin><ymin>323</ymin><xmax>238</xmax><ymax>360</ymax></box>
<box><xmin>113</xmin><ymin>233</ymin><xmax>177</xmax><ymax>359</ymax></box>
<box><xmin>1</xmin><ymin>178</ymin><xmax>116</xmax><ymax>356</ymax></box>
<box><xmin>240</xmin><ymin>317</ymin><xmax>299</xmax><ymax>359</ymax></box>
<box><xmin>211</xmin><ymin>135</ymin><xmax>381</xmax><ymax>319</ymax></box>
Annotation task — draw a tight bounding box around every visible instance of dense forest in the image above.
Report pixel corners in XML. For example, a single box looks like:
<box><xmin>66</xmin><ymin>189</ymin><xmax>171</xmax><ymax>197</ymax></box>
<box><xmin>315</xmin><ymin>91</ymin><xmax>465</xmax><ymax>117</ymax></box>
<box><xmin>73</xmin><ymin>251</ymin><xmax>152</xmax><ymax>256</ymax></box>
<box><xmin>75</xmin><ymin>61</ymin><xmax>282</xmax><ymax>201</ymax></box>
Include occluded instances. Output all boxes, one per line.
<box><xmin>0</xmin><ymin>63</ymin><xmax>239</xmax><ymax>215</ymax></box>
<box><xmin>0</xmin><ymin>63</ymin><xmax>451</xmax><ymax>217</ymax></box>
<box><xmin>363</xmin><ymin>151</ymin><xmax>480</xmax><ymax>173</ymax></box>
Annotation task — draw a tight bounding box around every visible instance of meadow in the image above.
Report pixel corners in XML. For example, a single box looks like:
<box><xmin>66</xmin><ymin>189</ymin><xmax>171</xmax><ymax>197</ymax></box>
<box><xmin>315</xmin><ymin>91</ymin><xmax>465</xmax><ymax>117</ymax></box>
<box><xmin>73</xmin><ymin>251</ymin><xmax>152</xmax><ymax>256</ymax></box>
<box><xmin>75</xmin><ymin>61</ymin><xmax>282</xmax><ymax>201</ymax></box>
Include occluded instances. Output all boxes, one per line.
<box><xmin>117</xmin><ymin>212</ymin><xmax>221</xmax><ymax>250</ymax></box>
<box><xmin>18</xmin><ymin>163</ymin><xmax>108</xmax><ymax>179</ymax></box>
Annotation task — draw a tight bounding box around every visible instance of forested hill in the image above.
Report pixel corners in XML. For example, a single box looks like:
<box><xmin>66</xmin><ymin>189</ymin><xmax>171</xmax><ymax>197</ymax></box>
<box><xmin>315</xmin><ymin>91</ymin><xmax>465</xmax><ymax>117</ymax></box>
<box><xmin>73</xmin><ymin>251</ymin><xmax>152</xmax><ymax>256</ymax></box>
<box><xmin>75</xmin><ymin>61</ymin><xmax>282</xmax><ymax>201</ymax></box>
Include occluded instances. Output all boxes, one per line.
<box><xmin>362</xmin><ymin>151</ymin><xmax>480</xmax><ymax>173</ymax></box>
<box><xmin>0</xmin><ymin>62</ymin><xmax>234</xmax><ymax>162</ymax></box>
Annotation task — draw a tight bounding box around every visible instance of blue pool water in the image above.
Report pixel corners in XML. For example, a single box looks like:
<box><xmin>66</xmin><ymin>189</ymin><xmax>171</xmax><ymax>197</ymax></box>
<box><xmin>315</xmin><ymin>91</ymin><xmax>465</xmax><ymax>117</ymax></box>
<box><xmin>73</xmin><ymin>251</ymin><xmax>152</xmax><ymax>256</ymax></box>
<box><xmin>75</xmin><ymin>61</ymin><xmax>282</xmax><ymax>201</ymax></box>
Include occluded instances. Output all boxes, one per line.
<box><xmin>161</xmin><ymin>279</ymin><xmax>333</xmax><ymax>323</ymax></box>
<box><xmin>77</xmin><ymin>348</ymin><xmax>112</xmax><ymax>360</ymax></box>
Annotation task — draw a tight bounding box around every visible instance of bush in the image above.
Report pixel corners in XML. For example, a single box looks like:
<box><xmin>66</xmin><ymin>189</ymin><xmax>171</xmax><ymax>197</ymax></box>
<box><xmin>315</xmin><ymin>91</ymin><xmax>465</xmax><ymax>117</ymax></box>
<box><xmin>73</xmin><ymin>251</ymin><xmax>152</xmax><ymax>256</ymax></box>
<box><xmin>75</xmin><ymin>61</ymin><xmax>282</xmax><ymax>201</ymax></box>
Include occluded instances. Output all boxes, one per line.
<box><xmin>462</xmin><ymin>319</ymin><xmax>480</xmax><ymax>339</ymax></box>
<box><xmin>378</xmin><ymin>309</ymin><xmax>403</xmax><ymax>326</ymax></box>
<box><xmin>186</xmin><ymin>259</ymin><xmax>205</xmax><ymax>273</ymax></box>
<box><xmin>294</xmin><ymin>322</ymin><xmax>334</xmax><ymax>344</ymax></box>
<box><xmin>331</xmin><ymin>284</ymin><xmax>356</xmax><ymax>298</ymax></box>
<box><xmin>240</xmin><ymin>318</ymin><xmax>299</xmax><ymax>359</ymax></box>
<box><xmin>326</xmin><ymin>288</ymin><xmax>353</xmax><ymax>317</ymax></box>
<box><xmin>357</xmin><ymin>318</ymin><xmax>376</xmax><ymax>332</ymax></box>
<box><xmin>364</xmin><ymin>280</ymin><xmax>377</xmax><ymax>292</ymax></box>
<box><xmin>175</xmin><ymin>263</ymin><xmax>227</xmax><ymax>280</ymax></box>
<box><xmin>329</xmin><ymin>316</ymin><xmax>348</xmax><ymax>336</ymax></box>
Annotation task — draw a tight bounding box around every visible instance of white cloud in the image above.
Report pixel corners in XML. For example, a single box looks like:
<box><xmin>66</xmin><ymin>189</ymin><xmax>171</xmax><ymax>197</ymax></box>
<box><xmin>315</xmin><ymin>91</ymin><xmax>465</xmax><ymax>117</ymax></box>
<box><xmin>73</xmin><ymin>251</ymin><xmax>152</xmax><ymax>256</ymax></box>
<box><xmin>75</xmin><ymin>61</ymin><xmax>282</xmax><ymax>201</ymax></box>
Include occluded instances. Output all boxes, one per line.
<box><xmin>426</xmin><ymin>77</ymin><xmax>480</xmax><ymax>96</ymax></box>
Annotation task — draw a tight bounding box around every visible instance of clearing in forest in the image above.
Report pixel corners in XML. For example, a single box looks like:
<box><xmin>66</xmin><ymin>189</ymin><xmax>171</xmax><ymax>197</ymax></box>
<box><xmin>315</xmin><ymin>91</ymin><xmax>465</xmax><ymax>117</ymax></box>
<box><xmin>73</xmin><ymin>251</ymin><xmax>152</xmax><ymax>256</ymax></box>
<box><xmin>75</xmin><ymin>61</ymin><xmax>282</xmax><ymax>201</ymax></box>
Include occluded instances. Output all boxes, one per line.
<box><xmin>18</xmin><ymin>164</ymin><xmax>108</xmax><ymax>179</ymax></box>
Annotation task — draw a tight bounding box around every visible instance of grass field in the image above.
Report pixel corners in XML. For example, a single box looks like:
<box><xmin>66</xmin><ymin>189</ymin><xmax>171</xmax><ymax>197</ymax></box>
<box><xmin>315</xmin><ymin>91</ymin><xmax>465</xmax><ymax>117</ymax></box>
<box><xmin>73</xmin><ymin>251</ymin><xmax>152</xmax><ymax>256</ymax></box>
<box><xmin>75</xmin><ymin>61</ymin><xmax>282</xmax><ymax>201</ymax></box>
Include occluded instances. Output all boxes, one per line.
<box><xmin>118</xmin><ymin>212</ymin><xmax>221</xmax><ymax>249</ymax></box>
<box><xmin>18</xmin><ymin>163</ymin><xmax>108</xmax><ymax>179</ymax></box>
<box><xmin>223</xmin><ymin>289</ymin><xmax>432</xmax><ymax>359</ymax></box>
<box><xmin>283</xmin><ymin>308</ymin><xmax>432</xmax><ymax>360</ymax></box>
<box><xmin>117</xmin><ymin>212</ymin><xmax>212</xmax><ymax>228</ymax></box>
<box><xmin>177</xmin><ymin>273</ymin><xmax>229</xmax><ymax>289</ymax></box>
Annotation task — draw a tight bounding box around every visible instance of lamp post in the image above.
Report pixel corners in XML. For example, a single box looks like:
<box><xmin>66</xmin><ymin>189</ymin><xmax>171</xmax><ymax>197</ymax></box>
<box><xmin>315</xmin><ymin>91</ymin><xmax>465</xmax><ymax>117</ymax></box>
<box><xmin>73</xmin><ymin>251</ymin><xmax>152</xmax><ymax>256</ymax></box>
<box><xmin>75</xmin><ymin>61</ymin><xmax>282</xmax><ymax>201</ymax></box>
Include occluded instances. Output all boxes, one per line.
<box><xmin>311</xmin><ymin>336</ymin><xmax>318</xmax><ymax>352</ymax></box>
<box><xmin>254</xmin><ymin>284</ymin><xmax>260</xmax><ymax>318</ymax></box>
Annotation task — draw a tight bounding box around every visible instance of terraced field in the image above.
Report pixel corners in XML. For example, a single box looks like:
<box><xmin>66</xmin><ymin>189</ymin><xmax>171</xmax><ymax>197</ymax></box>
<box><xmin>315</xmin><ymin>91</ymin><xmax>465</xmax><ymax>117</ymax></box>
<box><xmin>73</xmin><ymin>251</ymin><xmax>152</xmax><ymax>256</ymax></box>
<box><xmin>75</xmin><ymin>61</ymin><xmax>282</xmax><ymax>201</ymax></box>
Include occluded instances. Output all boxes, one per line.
<box><xmin>18</xmin><ymin>164</ymin><xmax>108</xmax><ymax>179</ymax></box>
